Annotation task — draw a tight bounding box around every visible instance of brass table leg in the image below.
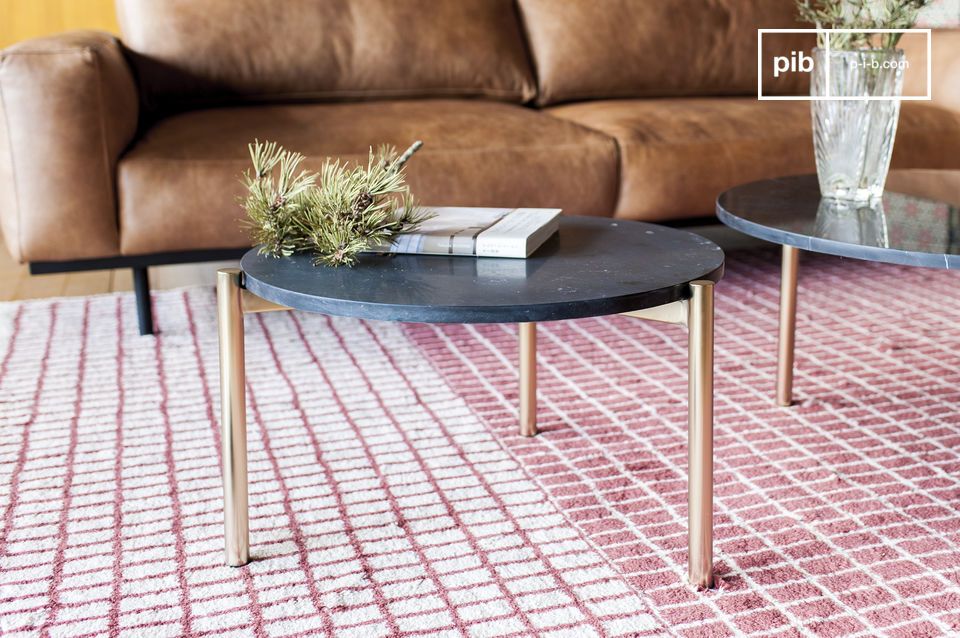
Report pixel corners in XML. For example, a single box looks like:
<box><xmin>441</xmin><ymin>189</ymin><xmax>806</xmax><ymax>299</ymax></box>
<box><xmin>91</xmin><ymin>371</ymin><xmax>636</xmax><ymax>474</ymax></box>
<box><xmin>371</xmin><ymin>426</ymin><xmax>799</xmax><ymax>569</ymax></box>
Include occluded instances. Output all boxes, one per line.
<box><xmin>687</xmin><ymin>280</ymin><xmax>714</xmax><ymax>589</ymax></box>
<box><xmin>778</xmin><ymin>246</ymin><xmax>800</xmax><ymax>407</ymax></box>
<box><xmin>519</xmin><ymin>322</ymin><xmax>537</xmax><ymax>437</ymax></box>
<box><xmin>218</xmin><ymin>269</ymin><xmax>249</xmax><ymax>567</ymax></box>
<box><xmin>623</xmin><ymin>285</ymin><xmax>716</xmax><ymax>588</ymax></box>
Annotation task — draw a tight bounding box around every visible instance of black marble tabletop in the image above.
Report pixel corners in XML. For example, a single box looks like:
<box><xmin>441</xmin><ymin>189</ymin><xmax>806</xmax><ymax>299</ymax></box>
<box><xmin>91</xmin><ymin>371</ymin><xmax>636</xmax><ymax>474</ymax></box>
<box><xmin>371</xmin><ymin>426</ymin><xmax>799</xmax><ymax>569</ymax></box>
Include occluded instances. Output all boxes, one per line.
<box><xmin>716</xmin><ymin>171</ymin><xmax>960</xmax><ymax>269</ymax></box>
<box><xmin>240</xmin><ymin>216</ymin><xmax>724</xmax><ymax>324</ymax></box>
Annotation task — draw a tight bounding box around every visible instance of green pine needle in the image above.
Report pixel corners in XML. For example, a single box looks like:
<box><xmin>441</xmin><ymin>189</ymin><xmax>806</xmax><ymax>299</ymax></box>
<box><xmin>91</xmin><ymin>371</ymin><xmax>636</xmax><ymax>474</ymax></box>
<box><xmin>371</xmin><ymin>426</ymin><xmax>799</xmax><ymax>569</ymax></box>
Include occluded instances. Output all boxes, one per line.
<box><xmin>241</xmin><ymin>140</ymin><xmax>430</xmax><ymax>266</ymax></box>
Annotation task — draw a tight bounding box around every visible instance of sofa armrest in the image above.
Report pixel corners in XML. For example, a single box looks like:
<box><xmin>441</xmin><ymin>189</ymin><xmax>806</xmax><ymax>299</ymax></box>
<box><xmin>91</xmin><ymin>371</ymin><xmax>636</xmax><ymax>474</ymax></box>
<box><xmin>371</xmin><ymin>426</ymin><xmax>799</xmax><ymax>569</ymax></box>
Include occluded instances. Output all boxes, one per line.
<box><xmin>902</xmin><ymin>29</ymin><xmax>960</xmax><ymax>114</ymax></box>
<box><xmin>0</xmin><ymin>31</ymin><xmax>138</xmax><ymax>263</ymax></box>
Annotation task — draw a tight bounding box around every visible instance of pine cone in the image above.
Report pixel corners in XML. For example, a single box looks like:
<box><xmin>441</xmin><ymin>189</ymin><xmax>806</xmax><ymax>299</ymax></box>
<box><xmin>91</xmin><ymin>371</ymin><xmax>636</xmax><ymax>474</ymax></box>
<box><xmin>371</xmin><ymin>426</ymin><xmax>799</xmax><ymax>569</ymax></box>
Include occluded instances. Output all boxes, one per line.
<box><xmin>352</xmin><ymin>193</ymin><xmax>374</xmax><ymax>216</ymax></box>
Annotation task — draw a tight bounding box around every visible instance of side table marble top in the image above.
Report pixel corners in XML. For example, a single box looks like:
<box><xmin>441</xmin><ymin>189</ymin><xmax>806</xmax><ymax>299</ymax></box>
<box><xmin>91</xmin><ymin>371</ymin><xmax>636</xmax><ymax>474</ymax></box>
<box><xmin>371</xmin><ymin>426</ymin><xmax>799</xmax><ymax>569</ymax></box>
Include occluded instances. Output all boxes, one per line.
<box><xmin>241</xmin><ymin>216</ymin><xmax>724</xmax><ymax>323</ymax></box>
<box><xmin>717</xmin><ymin>171</ymin><xmax>960</xmax><ymax>270</ymax></box>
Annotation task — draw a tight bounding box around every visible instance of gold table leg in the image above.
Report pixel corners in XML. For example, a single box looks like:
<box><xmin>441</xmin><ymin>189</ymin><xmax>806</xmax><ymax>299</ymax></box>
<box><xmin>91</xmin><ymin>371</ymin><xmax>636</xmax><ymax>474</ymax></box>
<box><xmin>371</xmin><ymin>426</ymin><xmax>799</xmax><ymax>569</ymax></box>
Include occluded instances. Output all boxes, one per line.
<box><xmin>623</xmin><ymin>286</ymin><xmax>716</xmax><ymax>588</ymax></box>
<box><xmin>218</xmin><ymin>269</ymin><xmax>249</xmax><ymax>567</ymax></box>
<box><xmin>519</xmin><ymin>322</ymin><xmax>537</xmax><ymax>437</ymax></box>
<box><xmin>687</xmin><ymin>280</ymin><xmax>714</xmax><ymax>589</ymax></box>
<box><xmin>777</xmin><ymin>246</ymin><xmax>800</xmax><ymax>407</ymax></box>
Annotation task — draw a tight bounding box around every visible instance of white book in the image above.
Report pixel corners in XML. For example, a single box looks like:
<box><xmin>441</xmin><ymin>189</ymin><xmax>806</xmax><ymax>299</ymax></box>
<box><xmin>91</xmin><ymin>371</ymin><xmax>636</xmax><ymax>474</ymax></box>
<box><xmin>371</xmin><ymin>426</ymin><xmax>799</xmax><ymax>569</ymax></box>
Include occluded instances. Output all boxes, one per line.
<box><xmin>372</xmin><ymin>207</ymin><xmax>561</xmax><ymax>259</ymax></box>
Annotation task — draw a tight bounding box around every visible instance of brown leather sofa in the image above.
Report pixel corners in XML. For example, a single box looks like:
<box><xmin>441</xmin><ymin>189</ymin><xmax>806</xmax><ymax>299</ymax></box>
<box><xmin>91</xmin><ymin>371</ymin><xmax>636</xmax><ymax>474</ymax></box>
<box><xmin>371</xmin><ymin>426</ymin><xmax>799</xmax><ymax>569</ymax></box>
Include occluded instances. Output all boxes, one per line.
<box><xmin>2</xmin><ymin>0</ymin><xmax>959</xmax><ymax>333</ymax></box>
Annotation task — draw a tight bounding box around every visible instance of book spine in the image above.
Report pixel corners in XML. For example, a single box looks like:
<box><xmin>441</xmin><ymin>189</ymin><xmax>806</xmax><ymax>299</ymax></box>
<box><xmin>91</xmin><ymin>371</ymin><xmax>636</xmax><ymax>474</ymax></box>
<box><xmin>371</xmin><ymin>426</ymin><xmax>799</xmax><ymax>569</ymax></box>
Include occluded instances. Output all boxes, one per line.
<box><xmin>475</xmin><ymin>237</ymin><xmax>527</xmax><ymax>258</ymax></box>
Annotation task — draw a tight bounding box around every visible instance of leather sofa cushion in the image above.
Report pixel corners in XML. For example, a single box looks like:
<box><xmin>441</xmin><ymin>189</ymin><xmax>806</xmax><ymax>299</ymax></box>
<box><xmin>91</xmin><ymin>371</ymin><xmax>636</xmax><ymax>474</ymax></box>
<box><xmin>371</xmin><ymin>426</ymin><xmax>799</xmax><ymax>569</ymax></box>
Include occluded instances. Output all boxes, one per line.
<box><xmin>517</xmin><ymin>0</ymin><xmax>812</xmax><ymax>105</ymax></box>
<box><xmin>117</xmin><ymin>100</ymin><xmax>618</xmax><ymax>255</ymax></box>
<box><xmin>547</xmin><ymin>99</ymin><xmax>960</xmax><ymax>221</ymax></box>
<box><xmin>116</xmin><ymin>0</ymin><xmax>536</xmax><ymax>110</ymax></box>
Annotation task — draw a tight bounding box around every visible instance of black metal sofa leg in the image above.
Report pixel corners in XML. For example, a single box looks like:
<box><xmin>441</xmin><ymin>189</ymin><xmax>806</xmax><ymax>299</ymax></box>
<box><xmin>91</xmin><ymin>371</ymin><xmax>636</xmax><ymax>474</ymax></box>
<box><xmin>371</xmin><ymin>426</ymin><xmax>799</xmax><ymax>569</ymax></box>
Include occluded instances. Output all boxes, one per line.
<box><xmin>132</xmin><ymin>266</ymin><xmax>154</xmax><ymax>335</ymax></box>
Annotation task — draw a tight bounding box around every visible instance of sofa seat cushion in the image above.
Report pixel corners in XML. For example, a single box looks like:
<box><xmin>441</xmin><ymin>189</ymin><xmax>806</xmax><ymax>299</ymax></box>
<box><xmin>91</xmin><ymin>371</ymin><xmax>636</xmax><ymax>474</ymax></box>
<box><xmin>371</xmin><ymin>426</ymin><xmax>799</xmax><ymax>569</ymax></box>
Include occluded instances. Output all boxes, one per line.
<box><xmin>117</xmin><ymin>100</ymin><xmax>619</xmax><ymax>255</ymax></box>
<box><xmin>547</xmin><ymin>99</ymin><xmax>960</xmax><ymax>222</ymax></box>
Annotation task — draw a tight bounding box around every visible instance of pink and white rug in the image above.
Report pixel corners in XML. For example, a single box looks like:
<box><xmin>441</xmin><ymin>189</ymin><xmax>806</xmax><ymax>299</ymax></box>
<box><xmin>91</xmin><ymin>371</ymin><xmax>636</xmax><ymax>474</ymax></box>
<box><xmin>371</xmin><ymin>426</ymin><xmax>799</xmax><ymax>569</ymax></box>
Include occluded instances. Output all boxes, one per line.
<box><xmin>0</xmin><ymin>249</ymin><xmax>959</xmax><ymax>637</ymax></box>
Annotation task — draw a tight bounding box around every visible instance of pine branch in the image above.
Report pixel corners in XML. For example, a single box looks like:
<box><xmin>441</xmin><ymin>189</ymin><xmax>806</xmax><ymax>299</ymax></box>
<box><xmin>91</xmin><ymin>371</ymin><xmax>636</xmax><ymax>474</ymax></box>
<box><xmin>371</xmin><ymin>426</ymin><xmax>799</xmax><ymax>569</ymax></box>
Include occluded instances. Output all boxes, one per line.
<box><xmin>241</xmin><ymin>141</ymin><xmax>431</xmax><ymax>266</ymax></box>
<box><xmin>391</xmin><ymin>140</ymin><xmax>423</xmax><ymax>174</ymax></box>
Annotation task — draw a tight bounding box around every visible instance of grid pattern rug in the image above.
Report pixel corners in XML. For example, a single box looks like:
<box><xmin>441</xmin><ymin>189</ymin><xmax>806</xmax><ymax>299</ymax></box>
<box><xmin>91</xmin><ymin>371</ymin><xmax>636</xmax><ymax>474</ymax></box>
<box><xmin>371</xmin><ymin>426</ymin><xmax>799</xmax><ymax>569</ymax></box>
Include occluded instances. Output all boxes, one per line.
<box><xmin>0</xmin><ymin>249</ymin><xmax>959</xmax><ymax>637</ymax></box>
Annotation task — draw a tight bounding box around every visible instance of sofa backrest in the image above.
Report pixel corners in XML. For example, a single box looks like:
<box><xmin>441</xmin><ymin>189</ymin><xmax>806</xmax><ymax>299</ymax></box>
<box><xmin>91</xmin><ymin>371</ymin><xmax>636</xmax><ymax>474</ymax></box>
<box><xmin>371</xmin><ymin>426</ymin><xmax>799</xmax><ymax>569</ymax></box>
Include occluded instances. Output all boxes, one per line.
<box><xmin>517</xmin><ymin>0</ymin><xmax>812</xmax><ymax>106</ymax></box>
<box><xmin>116</xmin><ymin>0</ymin><xmax>536</xmax><ymax>110</ymax></box>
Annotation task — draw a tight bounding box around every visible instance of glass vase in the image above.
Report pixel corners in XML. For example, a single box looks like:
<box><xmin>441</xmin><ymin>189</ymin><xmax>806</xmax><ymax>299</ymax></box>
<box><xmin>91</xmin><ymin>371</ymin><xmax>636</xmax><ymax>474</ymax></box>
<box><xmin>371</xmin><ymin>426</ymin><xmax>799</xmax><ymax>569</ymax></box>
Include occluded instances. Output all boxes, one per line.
<box><xmin>811</xmin><ymin>48</ymin><xmax>905</xmax><ymax>202</ymax></box>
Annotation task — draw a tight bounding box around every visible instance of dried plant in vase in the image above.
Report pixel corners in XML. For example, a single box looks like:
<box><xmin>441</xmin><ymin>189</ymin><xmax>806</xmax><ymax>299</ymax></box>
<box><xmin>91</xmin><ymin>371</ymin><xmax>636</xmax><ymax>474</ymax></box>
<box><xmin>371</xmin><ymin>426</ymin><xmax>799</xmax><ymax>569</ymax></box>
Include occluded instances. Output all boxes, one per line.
<box><xmin>795</xmin><ymin>0</ymin><xmax>932</xmax><ymax>202</ymax></box>
<box><xmin>241</xmin><ymin>140</ymin><xmax>431</xmax><ymax>266</ymax></box>
<box><xmin>796</xmin><ymin>0</ymin><xmax>933</xmax><ymax>49</ymax></box>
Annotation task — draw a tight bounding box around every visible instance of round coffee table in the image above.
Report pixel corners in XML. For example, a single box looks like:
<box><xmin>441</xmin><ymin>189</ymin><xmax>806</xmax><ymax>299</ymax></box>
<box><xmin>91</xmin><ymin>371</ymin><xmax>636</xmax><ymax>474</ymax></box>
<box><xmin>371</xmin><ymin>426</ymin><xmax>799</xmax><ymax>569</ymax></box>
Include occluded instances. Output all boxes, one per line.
<box><xmin>717</xmin><ymin>170</ymin><xmax>960</xmax><ymax>406</ymax></box>
<box><xmin>217</xmin><ymin>216</ymin><xmax>724</xmax><ymax>587</ymax></box>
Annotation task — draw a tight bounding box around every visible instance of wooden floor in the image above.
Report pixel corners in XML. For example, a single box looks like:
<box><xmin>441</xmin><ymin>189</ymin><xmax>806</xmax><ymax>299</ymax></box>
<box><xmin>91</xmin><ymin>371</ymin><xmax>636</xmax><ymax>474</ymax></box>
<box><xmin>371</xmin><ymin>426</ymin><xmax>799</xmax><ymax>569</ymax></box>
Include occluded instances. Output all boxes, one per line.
<box><xmin>0</xmin><ymin>230</ymin><xmax>238</xmax><ymax>302</ymax></box>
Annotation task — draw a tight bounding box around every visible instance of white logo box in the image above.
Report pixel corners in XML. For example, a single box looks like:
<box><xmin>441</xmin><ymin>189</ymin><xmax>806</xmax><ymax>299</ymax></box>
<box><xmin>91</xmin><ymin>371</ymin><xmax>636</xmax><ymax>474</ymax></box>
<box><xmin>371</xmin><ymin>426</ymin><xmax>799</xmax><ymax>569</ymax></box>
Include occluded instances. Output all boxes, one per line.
<box><xmin>757</xmin><ymin>28</ymin><xmax>932</xmax><ymax>101</ymax></box>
